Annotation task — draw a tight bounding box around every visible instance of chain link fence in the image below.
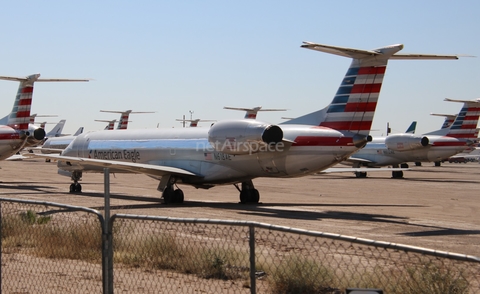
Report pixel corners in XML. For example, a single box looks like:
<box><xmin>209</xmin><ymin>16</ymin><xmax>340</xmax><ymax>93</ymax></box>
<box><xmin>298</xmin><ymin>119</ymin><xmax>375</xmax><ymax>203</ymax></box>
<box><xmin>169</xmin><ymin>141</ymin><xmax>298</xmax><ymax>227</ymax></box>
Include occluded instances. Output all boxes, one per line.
<box><xmin>0</xmin><ymin>198</ymin><xmax>105</xmax><ymax>293</ymax></box>
<box><xmin>1</xmin><ymin>198</ymin><xmax>480</xmax><ymax>293</ymax></box>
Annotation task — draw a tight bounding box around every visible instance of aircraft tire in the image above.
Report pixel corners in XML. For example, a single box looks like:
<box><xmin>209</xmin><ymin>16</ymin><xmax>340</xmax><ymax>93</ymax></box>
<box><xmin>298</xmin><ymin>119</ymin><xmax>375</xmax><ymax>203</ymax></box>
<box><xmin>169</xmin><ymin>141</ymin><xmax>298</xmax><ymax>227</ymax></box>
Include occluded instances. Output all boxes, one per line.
<box><xmin>174</xmin><ymin>189</ymin><xmax>184</xmax><ymax>203</ymax></box>
<box><xmin>355</xmin><ymin>172</ymin><xmax>367</xmax><ymax>178</ymax></box>
<box><xmin>251</xmin><ymin>189</ymin><xmax>260</xmax><ymax>203</ymax></box>
<box><xmin>392</xmin><ymin>171</ymin><xmax>403</xmax><ymax>179</ymax></box>
<box><xmin>163</xmin><ymin>187</ymin><xmax>174</xmax><ymax>204</ymax></box>
<box><xmin>239</xmin><ymin>191</ymin><xmax>247</xmax><ymax>204</ymax></box>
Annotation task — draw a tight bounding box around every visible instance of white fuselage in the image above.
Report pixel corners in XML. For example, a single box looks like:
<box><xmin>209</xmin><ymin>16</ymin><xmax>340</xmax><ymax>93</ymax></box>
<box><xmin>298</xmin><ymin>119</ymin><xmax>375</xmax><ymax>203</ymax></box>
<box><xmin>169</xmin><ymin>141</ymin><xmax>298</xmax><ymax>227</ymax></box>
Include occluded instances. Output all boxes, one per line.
<box><xmin>0</xmin><ymin>125</ymin><xmax>25</xmax><ymax>161</ymax></box>
<box><xmin>58</xmin><ymin>124</ymin><xmax>361</xmax><ymax>186</ymax></box>
<box><xmin>350</xmin><ymin>136</ymin><xmax>470</xmax><ymax>166</ymax></box>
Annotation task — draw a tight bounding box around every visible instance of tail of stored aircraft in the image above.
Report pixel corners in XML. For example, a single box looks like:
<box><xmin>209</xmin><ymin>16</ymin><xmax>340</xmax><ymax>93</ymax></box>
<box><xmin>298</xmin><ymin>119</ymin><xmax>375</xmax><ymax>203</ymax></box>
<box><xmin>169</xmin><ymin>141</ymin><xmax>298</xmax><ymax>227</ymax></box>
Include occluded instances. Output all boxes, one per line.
<box><xmin>444</xmin><ymin>98</ymin><xmax>480</xmax><ymax>141</ymax></box>
<box><xmin>95</xmin><ymin>119</ymin><xmax>117</xmax><ymax>130</ymax></box>
<box><xmin>405</xmin><ymin>121</ymin><xmax>417</xmax><ymax>134</ymax></box>
<box><xmin>283</xmin><ymin>42</ymin><xmax>459</xmax><ymax>136</ymax></box>
<box><xmin>46</xmin><ymin>119</ymin><xmax>67</xmax><ymax>137</ymax></box>
<box><xmin>430</xmin><ymin>113</ymin><xmax>457</xmax><ymax>129</ymax></box>
<box><xmin>0</xmin><ymin>74</ymin><xmax>89</xmax><ymax>139</ymax></box>
<box><xmin>73</xmin><ymin>126</ymin><xmax>84</xmax><ymax>136</ymax></box>
<box><xmin>425</xmin><ymin>98</ymin><xmax>480</xmax><ymax>143</ymax></box>
<box><xmin>100</xmin><ymin>110</ymin><xmax>155</xmax><ymax>130</ymax></box>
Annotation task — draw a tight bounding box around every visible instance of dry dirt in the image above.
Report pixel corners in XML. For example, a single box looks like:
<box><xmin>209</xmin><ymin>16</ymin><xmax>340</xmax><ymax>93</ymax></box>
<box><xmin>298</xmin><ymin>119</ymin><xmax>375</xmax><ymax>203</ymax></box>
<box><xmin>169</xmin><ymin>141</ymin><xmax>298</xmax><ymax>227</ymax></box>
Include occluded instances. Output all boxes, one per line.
<box><xmin>1</xmin><ymin>158</ymin><xmax>479</xmax><ymax>257</ymax></box>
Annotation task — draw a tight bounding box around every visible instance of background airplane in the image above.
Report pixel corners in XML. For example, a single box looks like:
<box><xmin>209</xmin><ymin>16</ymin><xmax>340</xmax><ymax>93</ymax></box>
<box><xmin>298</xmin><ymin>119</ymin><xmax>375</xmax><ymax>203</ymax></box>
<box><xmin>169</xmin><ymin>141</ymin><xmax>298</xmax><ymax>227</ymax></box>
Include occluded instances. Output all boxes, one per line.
<box><xmin>42</xmin><ymin>109</ymin><xmax>153</xmax><ymax>154</ymax></box>
<box><xmin>347</xmin><ymin>98</ymin><xmax>480</xmax><ymax>178</ymax></box>
<box><xmin>32</xmin><ymin>42</ymin><xmax>459</xmax><ymax>204</ymax></box>
<box><xmin>100</xmin><ymin>110</ymin><xmax>156</xmax><ymax>130</ymax></box>
<box><xmin>0</xmin><ymin>74</ymin><xmax>88</xmax><ymax>162</ymax></box>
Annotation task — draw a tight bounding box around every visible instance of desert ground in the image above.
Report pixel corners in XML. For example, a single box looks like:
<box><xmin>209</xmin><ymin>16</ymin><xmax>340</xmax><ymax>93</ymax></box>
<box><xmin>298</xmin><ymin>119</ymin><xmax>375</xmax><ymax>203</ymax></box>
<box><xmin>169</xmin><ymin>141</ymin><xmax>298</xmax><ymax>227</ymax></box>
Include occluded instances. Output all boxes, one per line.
<box><xmin>1</xmin><ymin>158</ymin><xmax>479</xmax><ymax>257</ymax></box>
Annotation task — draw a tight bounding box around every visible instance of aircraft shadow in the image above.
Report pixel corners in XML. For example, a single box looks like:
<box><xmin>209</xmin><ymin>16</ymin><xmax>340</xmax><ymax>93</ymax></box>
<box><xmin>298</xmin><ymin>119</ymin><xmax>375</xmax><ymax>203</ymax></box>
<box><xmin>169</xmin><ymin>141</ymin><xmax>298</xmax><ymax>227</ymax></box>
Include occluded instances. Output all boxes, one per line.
<box><xmin>400</xmin><ymin>229</ymin><xmax>480</xmax><ymax>237</ymax></box>
<box><xmin>313</xmin><ymin>175</ymin><xmax>480</xmax><ymax>184</ymax></box>
<box><xmin>2</xmin><ymin>181</ymin><xmax>476</xmax><ymax>239</ymax></box>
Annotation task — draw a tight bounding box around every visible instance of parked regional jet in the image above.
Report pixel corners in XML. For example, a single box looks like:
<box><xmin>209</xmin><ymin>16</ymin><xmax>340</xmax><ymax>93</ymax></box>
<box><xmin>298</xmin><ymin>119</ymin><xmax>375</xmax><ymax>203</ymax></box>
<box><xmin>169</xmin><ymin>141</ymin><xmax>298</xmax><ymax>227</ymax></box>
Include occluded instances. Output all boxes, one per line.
<box><xmin>347</xmin><ymin>98</ymin><xmax>480</xmax><ymax>178</ymax></box>
<box><xmin>224</xmin><ymin>106</ymin><xmax>287</xmax><ymax>119</ymax></box>
<box><xmin>31</xmin><ymin>42</ymin><xmax>459</xmax><ymax>203</ymax></box>
<box><xmin>0</xmin><ymin>74</ymin><xmax>88</xmax><ymax>162</ymax></box>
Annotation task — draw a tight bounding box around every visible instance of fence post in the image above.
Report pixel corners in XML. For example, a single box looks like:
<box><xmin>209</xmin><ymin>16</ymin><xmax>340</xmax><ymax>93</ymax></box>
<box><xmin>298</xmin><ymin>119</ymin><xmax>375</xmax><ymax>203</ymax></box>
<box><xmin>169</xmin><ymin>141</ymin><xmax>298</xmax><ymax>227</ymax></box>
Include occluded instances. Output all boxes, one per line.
<box><xmin>249</xmin><ymin>225</ymin><xmax>256</xmax><ymax>294</ymax></box>
<box><xmin>0</xmin><ymin>201</ymin><xmax>2</xmax><ymax>294</ymax></box>
<box><xmin>102</xmin><ymin>168</ymin><xmax>113</xmax><ymax>294</ymax></box>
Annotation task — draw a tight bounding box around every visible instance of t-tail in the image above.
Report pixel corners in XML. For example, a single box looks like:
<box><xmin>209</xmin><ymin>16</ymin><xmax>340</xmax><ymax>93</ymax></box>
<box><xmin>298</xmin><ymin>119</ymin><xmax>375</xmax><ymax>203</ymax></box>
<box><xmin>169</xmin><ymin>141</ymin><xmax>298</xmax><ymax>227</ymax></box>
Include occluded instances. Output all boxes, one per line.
<box><xmin>283</xmin><ymin>42</ymin><xmax>459</xmax><ymax>137</ymax></box>
<box><xmin>100</xmin><ymin>110</ymin><xmax>155</xmax><ymax>130</ymax></box>
<box><xmin>425</xmin><ymin>98</ymin><xmax>480</xmax><ymax>143</ymax></box>
<box><xmin>430</xmin><ymin>113</ymin><xmax>457</xmax><ymax>129</ymax></box>
<box><xmin>0</xmin><ymin>74</ymin><xmax>89</xmax><ymax>141</ymax></box>
<box><xmin>444</xmin><ymin>98</ymin><xmax>480</xmax><ymax>141</ymax></box>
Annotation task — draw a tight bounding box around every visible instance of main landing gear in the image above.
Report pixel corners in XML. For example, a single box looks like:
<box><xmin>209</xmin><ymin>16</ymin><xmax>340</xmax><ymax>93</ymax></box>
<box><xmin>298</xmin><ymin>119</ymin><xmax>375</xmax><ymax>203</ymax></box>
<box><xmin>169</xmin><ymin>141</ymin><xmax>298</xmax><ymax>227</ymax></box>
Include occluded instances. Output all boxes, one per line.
<box><xmin>391</xmin><ymin>163</ymin><xmax>408</xmax><ymax>179</ymax></box>
<box><xmin>160</xmin><ymin>177</ymin><xmax>184</xmax><ymax>204</ymax></box>
<box><xmin>234</xmin><ymin>180</ymin><xmax>260</xmax><ymax>204</ymax></box>
<box><xmin>355</xmin><ymin>171</ymin><xmax>367</xmax><ymax>178</ymax></box>
<box><xmin>69</xmin><ymin>171</ymin><xmax>82</xmax><ymax>193</ymax></box>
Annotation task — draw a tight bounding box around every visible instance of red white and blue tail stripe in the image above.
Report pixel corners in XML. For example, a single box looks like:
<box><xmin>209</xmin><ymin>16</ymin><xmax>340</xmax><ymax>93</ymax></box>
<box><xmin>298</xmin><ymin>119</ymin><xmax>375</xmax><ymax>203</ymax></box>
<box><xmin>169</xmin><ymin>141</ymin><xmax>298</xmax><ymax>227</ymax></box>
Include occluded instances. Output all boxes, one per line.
<box><xmin>445</xmin><ymin>98</ymin><xmax>480</xmax><ymax>140</ymax></box>
<box><xmin>282</xmin><ymin>42</ymin><xmax>459</xmax><ymax>136</ymax></box>
<box><xmin>319</xmin><ymin>65</ymin><xmax>385</xmax><ymax>136</ymax></box>
<box><xmin>7</xmin><ymin>74</ymin><xmax>39</xmax><ymax>131</ymax></box>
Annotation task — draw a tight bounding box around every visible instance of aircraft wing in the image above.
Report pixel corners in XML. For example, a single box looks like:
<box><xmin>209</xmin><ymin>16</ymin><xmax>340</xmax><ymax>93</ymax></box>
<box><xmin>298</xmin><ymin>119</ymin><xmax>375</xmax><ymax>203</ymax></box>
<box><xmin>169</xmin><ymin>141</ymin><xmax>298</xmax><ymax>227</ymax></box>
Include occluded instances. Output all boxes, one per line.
<box><xmin>26</xmin><ymin>154</ymin><xmax>201</xmax><ymax>178</ymax></box>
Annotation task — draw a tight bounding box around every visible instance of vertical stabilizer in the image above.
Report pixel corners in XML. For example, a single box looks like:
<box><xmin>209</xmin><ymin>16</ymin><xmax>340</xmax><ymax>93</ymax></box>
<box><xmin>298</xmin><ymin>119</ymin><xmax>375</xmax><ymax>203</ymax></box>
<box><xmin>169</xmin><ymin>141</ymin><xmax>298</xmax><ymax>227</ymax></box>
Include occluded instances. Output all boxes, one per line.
<box><xmin>6</xmin><ymin>74</ymin><xmax>40</xmax><ymax>131</ymax></box>
<box><xmin>283</xmin><ymin>42</ymin><xmax>459</xmax><ymax>136</ymax></box>
<box><xmin>100</xmin><ymin>110</ymin><xmax>155</xmax><ymax>130</ymax></box>
<box><xmin>444</xmin><ymin>98</ymin><xmax>480</xmax><ymax>140</ymax></box>
<box><xmin>430</xmin><ymin>113</ymin><xmax>457</xmax><ymax>129</ymax></box>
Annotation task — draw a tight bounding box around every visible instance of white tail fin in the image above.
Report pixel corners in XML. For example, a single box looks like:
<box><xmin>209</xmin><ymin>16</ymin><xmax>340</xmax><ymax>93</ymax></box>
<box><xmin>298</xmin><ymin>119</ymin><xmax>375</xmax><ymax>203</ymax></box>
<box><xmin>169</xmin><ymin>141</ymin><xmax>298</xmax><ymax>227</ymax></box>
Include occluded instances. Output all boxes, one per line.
<box><xmin>283</xmin><ymin>42</ymin><xmax>459</xmax><ymax>136</ymax></box>
<box><xmin>46</xmin><ymin>119</ymin><xmax>67</xmax><ymax>137</ymax></box>
<box><xmin>73</xmin><ymin>127</ymin><xmax>84</xmax><ymax>136</ymax></box>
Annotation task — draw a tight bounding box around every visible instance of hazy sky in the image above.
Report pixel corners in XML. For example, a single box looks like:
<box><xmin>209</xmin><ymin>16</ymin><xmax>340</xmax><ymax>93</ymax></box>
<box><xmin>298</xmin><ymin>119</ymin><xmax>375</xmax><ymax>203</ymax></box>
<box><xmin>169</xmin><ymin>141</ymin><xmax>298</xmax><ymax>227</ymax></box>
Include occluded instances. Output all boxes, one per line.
<box><xmin>1</xmin><ymin>1</ymin><xmax>478</xmax><ymax>135</ymax></box>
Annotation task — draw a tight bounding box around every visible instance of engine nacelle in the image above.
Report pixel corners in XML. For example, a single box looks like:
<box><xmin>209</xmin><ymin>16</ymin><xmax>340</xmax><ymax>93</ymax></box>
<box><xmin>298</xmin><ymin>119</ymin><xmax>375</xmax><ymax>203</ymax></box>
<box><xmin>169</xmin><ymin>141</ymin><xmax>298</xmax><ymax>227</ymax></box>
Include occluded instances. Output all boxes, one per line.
<box><xmin>385</xmin><ymin>134</ymin><xmax>429</xmax><ymax>151</ymax></box>
<box><xmin>208</xmin><ymin>120</ymin><xmax>283</xmax><ymax>155</ymax></box>
<box><xmin>24</xmin><ymin>126</ymin><xmax>46</xmax><ymax>147</ymax></box>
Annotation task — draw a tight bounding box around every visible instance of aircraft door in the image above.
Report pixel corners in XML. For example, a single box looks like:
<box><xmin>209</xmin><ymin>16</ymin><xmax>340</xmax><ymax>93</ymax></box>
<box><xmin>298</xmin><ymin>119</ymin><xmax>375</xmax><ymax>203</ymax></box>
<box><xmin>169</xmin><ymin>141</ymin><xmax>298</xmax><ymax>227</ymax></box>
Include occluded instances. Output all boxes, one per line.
<box><xmin>257</xmin><ymin>153</ymin><xmax>287</xmax><ymax>175</ymax></box>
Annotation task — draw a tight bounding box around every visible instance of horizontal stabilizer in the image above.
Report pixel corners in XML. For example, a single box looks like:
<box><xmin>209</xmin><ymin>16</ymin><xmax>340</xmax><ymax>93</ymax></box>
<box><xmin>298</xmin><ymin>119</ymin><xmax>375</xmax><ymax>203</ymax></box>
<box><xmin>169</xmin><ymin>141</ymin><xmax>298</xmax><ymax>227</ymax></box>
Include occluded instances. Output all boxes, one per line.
<box><xmin>0</xmin><ymin>75</ymin><xmax>90</xmax><ymax>82</ymax></box>
<box><xmin>302</xmin><ymin>42</ymin><xmax>461</xmax><ymax>60</ymax></box>
<box><xmin>444</xmin><ymin>98</ymin><xmax>480</xmax><ymax>104</ymax></box>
